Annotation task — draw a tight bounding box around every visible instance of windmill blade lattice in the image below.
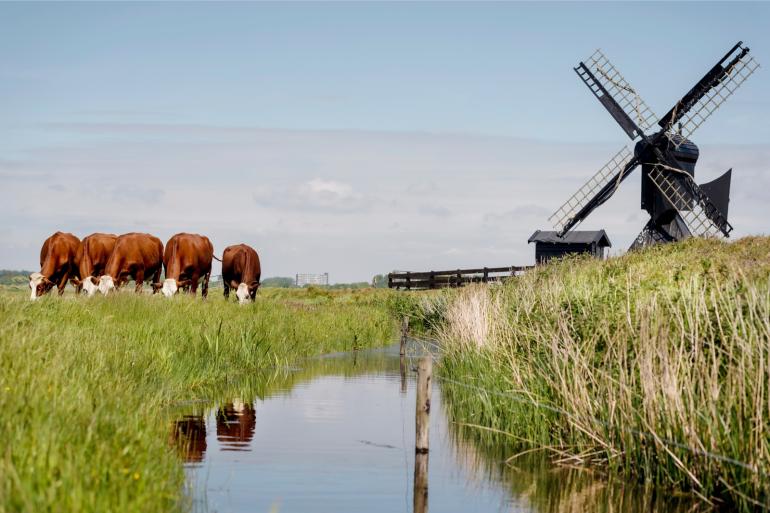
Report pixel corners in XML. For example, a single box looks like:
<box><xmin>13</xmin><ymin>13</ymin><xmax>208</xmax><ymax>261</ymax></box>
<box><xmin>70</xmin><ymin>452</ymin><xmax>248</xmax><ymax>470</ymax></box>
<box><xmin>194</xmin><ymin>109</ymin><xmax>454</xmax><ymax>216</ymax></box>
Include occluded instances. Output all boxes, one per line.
<box><xmin>549</xmin><ymin>146</ymin><xmax>634</xmax><ymax>234</ymax></box>
<box><xmin>665</xmin><ymin>51</ymin><xmax>759</xmax><ymax>148</ymax></box>
<box><xmin>647</xmin><ymin>165</ymin><xmax>733</xmax><ymax>238</ymax></box>
<box><xmin>580</xmin><ymin>50</ymin><xmax>658</xmax><ymax>135</ymax></box>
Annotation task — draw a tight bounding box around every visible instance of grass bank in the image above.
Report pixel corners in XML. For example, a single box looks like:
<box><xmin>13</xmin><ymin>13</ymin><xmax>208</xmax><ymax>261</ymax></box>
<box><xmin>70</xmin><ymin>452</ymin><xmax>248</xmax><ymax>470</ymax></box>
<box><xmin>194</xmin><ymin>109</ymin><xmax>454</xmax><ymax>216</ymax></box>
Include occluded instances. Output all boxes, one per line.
<box><xmin>0</xmin><ymin>287</ymin><xmax>395</xmax><ymax>512</ymax></box>
<box><xmin>434</xmin><ymin>237</ymin><xmax>770</xmax><ymax>510</ymax></box>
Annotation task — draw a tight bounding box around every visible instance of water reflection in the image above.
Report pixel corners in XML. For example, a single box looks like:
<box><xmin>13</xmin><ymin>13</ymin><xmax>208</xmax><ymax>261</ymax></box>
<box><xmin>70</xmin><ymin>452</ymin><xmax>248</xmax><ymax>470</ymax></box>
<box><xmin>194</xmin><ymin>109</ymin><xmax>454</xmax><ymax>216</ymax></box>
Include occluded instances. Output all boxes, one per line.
<box><xmin>215</xmin><ymin>400</ymin><xmax>256</xmax><ymax>451</ymax></box>
<box><xmin>172</xmin><ymin>345</ymin><xmax>705</xmax><ymax>513</ymax></box>
<box><xmin>172</xmin><ymin>415</ymin><xmax>207</xmax><ymax>463</ymax></box>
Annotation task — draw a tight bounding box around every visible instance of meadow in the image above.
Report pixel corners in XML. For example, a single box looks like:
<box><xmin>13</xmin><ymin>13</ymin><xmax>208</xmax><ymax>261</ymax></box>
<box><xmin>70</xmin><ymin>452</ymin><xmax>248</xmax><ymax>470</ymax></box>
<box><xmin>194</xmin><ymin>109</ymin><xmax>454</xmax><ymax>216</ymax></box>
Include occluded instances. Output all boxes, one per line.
<box><xmin>422</xmin><ymin>237</ymin><xmax>770</xmax><ymax>510</ymax></box>
<box><xmin>0</xmin><ymin>287</ymin><xmax>396</xmax><ymax>512</ymax></box>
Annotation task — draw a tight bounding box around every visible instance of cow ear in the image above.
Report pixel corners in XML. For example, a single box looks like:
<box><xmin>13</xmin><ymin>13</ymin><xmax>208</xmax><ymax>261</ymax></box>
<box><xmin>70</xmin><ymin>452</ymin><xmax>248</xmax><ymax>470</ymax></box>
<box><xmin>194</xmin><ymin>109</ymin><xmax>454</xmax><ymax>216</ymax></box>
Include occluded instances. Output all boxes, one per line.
<box><xmin>151</xmin><ymin>282</ymin><xmax>162</xmax><ymax>291</ymax></box>
<box><xmin>71</xmin><ymin>278</ymin><xmax>82</xmax><ymax>286</ymax></box>
<box><xmin>91</xmin><ymin>276</ymin><xmax>100</xmax><ymax>285</ymax></box>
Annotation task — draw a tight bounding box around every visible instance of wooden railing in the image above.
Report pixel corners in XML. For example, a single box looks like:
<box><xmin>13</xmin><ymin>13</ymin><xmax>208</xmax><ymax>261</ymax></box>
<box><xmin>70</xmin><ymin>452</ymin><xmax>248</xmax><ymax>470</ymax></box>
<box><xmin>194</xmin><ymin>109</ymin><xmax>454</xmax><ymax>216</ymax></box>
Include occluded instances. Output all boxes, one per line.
<box><xmin>387</xmin><ymin>266</ymin><xmax>532</xmax><ymax>290</ymax></box>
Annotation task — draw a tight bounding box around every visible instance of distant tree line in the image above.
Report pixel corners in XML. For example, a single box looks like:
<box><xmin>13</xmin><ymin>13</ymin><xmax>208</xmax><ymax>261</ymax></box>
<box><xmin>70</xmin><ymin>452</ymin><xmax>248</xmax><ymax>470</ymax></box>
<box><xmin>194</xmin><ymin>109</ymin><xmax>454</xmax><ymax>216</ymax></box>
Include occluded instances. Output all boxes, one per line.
<box><xmin>0</xmin><ymin>270</ymin><xmax>33</xmax><ymax>286</ymax></box>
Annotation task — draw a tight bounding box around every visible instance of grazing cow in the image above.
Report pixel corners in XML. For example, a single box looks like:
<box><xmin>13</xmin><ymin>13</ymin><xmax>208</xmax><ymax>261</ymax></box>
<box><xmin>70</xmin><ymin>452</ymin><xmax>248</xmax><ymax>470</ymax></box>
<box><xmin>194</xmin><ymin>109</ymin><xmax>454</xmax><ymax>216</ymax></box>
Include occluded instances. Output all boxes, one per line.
<box><xmin>98</xmin><ymin>233</ymin><xmax>163</xmax><ymax>295</ymax></box>
<box><xmin>221</xmin><ymin>244</ymin><xmax>261</xmax><ymax>304</ymax></box>
<box><xmin>72</xmin><ymin>233</ymin><xmax>118</xmax><ymax>296</ymax></box>
<box><xmin>29</xmin><ymin>231</ymin><xmax>81</xmax><ymax>300</ymax></box>
<box><xmin>160</xmin><ymin>233</ymin><xmax>214</xmax><ymax>298</ymax></box>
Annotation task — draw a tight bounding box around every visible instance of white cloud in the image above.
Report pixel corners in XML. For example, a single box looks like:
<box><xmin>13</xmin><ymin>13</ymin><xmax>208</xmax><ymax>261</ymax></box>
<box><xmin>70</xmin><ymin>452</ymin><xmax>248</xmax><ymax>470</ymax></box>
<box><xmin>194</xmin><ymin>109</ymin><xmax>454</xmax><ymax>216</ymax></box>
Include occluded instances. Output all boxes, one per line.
<box><xmin>2</xmin><ymin>123</ymin><xmax>769</xmax><ymax>282</ymax></box>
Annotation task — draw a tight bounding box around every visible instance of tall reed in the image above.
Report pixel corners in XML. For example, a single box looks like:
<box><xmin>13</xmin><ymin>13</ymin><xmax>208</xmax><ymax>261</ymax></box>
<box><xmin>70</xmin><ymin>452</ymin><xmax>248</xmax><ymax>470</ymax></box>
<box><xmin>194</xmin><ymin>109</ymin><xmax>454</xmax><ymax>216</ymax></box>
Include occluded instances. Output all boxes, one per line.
<box><xmin>438</xmin><ymin>237</ymin><xmax>770</xmax><ymax>510</ymax></box>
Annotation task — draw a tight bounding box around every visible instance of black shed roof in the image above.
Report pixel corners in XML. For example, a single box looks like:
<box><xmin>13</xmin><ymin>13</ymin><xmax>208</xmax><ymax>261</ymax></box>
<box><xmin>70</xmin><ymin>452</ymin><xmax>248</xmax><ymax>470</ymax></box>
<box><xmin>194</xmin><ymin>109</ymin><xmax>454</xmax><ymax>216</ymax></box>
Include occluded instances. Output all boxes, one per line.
<box><xmin>528</xmin><ymin>230</ymin><xmax>612</xmax><ymax>247</ymax></box>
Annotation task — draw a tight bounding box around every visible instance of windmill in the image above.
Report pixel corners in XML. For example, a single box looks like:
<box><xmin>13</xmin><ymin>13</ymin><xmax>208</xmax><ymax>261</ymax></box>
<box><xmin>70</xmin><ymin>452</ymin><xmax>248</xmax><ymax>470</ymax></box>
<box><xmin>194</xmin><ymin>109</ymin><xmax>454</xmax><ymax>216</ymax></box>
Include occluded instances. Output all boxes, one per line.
<box><xmin>548</xmin><ymin>42</ymin><xmax>759</xmax><ymax>249</ymax></box>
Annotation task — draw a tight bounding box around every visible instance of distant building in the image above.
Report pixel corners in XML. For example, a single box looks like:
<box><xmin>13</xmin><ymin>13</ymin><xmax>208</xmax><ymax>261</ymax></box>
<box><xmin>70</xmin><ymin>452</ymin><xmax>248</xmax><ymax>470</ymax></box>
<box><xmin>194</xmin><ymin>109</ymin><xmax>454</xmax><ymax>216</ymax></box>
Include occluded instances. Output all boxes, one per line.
<box><xmin>296</xmin><ymin>273</ymin><xmax>329</xmax><ymax>287</ymax></box>
<box><xmin>528</xmin><ymin>230</ymin><xmax>612</xmax><ymax>264</ymax></box>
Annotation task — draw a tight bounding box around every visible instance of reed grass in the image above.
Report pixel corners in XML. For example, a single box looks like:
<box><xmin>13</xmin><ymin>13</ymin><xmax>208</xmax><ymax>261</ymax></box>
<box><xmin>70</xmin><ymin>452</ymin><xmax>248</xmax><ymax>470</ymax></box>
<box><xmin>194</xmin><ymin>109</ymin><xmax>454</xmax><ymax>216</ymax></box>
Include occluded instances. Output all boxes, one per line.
<box><xmin>0</xmin><ymin>288</ymin><xmax>395</xmax><ymax>512</ymax></box>
<box><xmin>436</xmin><ymin>237</ymin><xmax>770</xmax><ymax>510</ymax></box>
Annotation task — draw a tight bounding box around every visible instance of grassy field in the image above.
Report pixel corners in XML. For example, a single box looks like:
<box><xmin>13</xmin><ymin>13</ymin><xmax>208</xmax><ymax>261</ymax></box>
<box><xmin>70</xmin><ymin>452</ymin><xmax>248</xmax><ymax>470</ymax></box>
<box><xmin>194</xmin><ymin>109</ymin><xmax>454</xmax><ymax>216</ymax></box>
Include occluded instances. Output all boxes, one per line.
<box><xmin>0</xmin><ymin>287</ymin><xmax>396</xmax><ymax>513</ymax></box>
<box><xmin>425</xmin><ymin>237</ymin><xmax>770</xmax><ymax>510</ymax></box>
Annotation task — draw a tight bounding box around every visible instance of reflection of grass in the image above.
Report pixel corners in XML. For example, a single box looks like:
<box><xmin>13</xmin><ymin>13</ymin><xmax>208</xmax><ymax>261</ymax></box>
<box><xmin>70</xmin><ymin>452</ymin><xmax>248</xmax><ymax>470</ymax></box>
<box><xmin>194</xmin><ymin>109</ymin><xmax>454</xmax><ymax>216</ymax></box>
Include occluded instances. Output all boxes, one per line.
<box><xmin>437</xmin><ymin>237</ymin><xmax>770</xmax><ymax>511</ymax></box>
<box><xmin>0</xmin><ymin>290</ymin><xmax>395</xmax><ymax>512</ymax></box>
<box><xmin>446</xmin><ymin>419</ymin><xmax>707</xmax><ymax>513</ymax></box>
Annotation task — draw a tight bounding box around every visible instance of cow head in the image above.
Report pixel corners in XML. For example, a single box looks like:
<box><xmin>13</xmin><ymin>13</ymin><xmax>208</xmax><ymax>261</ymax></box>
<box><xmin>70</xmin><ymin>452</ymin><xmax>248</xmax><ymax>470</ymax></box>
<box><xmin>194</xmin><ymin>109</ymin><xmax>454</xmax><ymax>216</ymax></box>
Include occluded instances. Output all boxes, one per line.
<box><xmin>98</xmin><ymin>275</ymin><xmax>116</xmax><ymax>295</ymax></box>
<box><xmin>80</xmin><ymin>276</ymin><xmax>100</xmax><ymax>297</ymax></box>
<box><xmin>235</xmin><ymin>281</ymin><xmax>259</xmax><ymax>305</ymax></box>
<box><xmin>161</xmin><ymin>278</ymin><xmax>192</xmax><ymax>298</ymax></box>
<box><xmin>29</xmin><ymin>272</ymin><xmax>54</xmax><ymax>300</ymax></box>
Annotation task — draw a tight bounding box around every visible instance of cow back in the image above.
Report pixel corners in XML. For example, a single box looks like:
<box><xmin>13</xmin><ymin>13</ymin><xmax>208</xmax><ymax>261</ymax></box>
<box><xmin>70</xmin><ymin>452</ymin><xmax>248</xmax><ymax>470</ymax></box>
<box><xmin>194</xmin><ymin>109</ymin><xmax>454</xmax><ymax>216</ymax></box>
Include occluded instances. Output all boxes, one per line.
<box><xmin>164</xmin><ymin>233</ymin><xmax>214</xmax><ymax>280</ymax></box>
<box><xmin>222</xmin><ymin>244</ymin><xmax>260</xmax><ymax>285</ymax></box>
<box><xmin>39</xmin><ymin>231</ymin><xmax>82</xmax><ymax>279</ymax></box>
<box><xmin>106</xmin><ymin>233</ymin><xmax>163</xmax><ymax>278</ymax></box>
<box><xmin>80</xmin><ymin>233</ymin><xmax>118</xmax><ymax>277</ymax></box>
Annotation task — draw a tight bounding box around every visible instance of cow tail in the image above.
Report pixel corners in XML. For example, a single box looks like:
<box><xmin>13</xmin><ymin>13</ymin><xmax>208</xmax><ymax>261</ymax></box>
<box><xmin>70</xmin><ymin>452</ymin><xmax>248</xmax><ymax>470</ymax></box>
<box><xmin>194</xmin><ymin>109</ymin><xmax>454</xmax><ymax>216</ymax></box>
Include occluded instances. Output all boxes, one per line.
<box><xmin>212</xmin><ymin>254</ymin><xmax>222</xmax><ymax>262</ymax></box>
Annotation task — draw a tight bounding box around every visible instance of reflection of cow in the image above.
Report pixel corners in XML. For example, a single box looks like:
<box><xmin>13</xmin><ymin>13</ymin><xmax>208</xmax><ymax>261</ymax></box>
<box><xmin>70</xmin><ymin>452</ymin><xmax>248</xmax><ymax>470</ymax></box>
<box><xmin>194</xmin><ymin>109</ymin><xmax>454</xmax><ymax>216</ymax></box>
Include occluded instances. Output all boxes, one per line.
<box><xmin>216</xmin><ymin>401</ymin><xmax>256</xmax><ymax>450</ymax></box>
<box><xmin>98</xmin><ymin>233</ymin><xmax>164</xmax><ymax>295</ymax></box>
<box><xmin>171</xmin><ymin>415</ymin><xmax>207</xmax><ymax>463</ymax></box>
<box><xmin>221</xmin><ymin>244</ymin><xmax>261</xmax><ymax>304</ymax></box>
<box><xmin>29</xmin><ymin>231</ymin><xmax>81</xmax><ymax>301</ymax></box>
<box><xmin>160</xmin><ymin>233</ymin><xmax>214</xmax><ymax>298</ymax></box>
<box><xmin>72</xmin><ymin>233</ymin><xmax>118</xmax><ymax>296</ymax></box>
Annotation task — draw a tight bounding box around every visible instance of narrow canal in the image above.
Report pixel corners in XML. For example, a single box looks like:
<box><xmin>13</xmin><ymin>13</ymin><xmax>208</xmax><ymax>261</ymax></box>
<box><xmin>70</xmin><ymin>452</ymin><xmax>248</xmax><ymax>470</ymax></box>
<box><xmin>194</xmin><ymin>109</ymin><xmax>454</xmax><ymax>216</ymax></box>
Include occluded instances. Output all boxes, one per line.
<box><xmin>174</xmin><ymin>343</ymin><xmax>704</xmax><ymax>513</ymax></box>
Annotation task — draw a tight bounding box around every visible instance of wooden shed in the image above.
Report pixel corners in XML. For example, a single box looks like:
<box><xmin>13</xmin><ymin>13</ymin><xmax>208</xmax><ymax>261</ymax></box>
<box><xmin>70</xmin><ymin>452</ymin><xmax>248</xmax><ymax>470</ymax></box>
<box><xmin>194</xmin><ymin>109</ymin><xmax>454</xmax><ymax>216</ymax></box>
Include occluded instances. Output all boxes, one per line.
<box><xmin>528</xmin><ymin>230</ymin><xmax>612</xmax><ymax>264</ymax></box>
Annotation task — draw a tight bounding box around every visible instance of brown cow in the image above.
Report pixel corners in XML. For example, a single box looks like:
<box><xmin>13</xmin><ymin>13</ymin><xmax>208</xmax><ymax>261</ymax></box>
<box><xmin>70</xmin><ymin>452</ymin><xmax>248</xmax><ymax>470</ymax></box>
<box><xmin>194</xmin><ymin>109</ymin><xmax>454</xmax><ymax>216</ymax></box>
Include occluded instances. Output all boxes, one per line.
<box><xmin>71</xmin><ymin>233</ymin><xmax>118</xmax><ymax>296</ymax></box>
<box><xmin>98</xmin><ymin>233</ymin><xmax>163</xmax><ymax>295</ymax></box>
<box><xmin>160</xmin><ymin>233</ymin><xmax>214</xmax><ymax>298</ymax></box>
<box><xmin>221</xmin><ymin>244</ymin><xmax>261</xmax><ymax>304</ymax></box>
<box><xmin>29</xmin><ymin>231</ymin><xmax>81</xmax><ymax>300</ymax></box>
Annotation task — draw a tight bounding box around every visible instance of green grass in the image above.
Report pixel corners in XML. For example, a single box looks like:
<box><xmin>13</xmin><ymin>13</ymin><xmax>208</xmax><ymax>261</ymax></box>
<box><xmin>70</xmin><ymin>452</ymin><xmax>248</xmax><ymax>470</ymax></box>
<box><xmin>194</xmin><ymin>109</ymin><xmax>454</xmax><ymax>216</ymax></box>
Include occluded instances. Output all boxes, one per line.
<box><xmin>0</xmin><ymin>287</ymin><xmax>396</xmax><ymax>512</ymax></box>
<box><xmin>433</xmin><ymin>237</ymin><xmax>770</xmax><ymax>510</ymax></box>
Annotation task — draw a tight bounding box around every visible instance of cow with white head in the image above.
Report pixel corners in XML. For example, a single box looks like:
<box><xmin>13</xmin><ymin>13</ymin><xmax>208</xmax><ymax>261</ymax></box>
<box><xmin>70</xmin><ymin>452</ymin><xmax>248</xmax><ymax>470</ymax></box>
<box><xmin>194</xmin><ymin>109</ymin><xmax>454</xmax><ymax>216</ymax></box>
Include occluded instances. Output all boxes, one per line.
<box><xmin>221</xmin><ymin>244</ymin><xmax>261</xmax><ymax>305</ymax></box>
<box><xmin>100</xmin><ymin>233</ymin><xmax>164</xmax><ymax>295</ymax></box>
<box><xmin>159</xmin><ymin>233</ymin><xmax>214</xmax><ymax>299</ymax></box>
<box><xmin>29</xmin><ymin>232</ymin><xmax>81</xmax><ymax>301</ymax></box>
<box><xmin>71</xmin><ymin>233</ymin><xmax>118</xmax><ymax>296</ymax></box>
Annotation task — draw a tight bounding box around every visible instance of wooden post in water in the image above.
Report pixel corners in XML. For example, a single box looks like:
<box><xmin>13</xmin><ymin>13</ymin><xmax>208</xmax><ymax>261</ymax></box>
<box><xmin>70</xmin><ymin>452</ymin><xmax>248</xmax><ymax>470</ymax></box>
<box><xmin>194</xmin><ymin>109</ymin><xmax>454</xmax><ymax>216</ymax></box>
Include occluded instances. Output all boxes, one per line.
<box><xmin>400</xmin><ymin>356</ymin><xmax>408</xmax><ymax>395</ymax></box>
<box><xmin>414</xmin><ymin>355</ymin><xmax>432</xmax><ymax>513</ymax></box>
<box><xmin>413</xmin><ymin>453</ymin><xmax>429</xmax><ymax>513</ymax></box>
<box><xmin>415</xmin><ymin>356</ymin><xmax>432</xmax><ymax>453</ymax></box>
<box><xmin>400</xmin><ymin>316</ymin><xmax>409</xmax><ymax>356</ymax></box>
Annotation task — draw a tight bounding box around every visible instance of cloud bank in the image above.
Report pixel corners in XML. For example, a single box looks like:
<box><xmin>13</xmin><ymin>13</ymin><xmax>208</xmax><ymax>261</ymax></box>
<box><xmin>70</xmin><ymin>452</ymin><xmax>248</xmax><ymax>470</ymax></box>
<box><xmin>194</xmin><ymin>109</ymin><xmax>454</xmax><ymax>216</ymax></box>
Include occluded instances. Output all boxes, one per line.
<box><xmin>2</xmin><ymin>123</ymin><xmax>768</xmax><ymax>282</ymax></box>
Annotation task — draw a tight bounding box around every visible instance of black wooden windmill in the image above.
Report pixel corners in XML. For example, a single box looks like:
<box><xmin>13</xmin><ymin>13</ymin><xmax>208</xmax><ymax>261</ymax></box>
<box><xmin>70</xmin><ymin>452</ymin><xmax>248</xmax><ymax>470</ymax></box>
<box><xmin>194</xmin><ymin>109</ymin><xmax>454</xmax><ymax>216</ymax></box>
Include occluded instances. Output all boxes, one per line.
<box><xmin>549</xmin><ymin>42</ymin><xmax>759</xmax><ymax>249</ymax></box>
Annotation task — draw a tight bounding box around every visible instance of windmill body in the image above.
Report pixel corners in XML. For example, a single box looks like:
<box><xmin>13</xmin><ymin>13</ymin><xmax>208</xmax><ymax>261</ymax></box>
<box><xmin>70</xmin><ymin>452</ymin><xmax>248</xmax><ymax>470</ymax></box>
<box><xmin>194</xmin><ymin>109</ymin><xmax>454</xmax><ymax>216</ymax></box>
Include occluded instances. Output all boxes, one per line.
<box><xmin>548</xmin><ymin>42</ymin><xmax>758</xmax><ymax>251</ymax></box>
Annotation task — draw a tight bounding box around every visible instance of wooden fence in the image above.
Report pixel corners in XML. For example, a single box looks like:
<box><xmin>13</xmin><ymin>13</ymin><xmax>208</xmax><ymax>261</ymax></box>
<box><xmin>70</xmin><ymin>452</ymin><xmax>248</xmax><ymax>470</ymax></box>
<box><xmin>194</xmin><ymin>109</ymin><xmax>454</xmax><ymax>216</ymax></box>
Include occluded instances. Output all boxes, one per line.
<box><xmin>388</xmin><ymin>266</ymin><xmax>532</xmax><ymax>290</ymax></box>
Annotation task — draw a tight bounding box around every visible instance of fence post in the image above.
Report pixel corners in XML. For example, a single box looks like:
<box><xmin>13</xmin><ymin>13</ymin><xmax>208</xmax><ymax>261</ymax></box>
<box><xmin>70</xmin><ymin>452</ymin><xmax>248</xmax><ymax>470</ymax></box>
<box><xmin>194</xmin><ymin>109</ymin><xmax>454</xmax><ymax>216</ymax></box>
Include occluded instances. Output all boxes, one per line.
<box><xmin>400</xmin><ymin>316</ymin><xmax>409</xmax><ymax>357</ymax></box>
<box><xmin>456</xmin><ymin>269</ymin><xmax>461</xmax><ymax>288</ymax></box>
<box><xmin>415</xmin><ymin>356</ymin><xmax>432</xmax><ymax>453</ymax></box>
<box><xmin>406</xmin><ymin>271</ymin><xmax>411</xmax><ymax>291</ymax></box>
<box><xmin>429</xmin><ymin>271</ymin><xmax>435</xmax><ymax>290</ymax></box>
<box><xmin>483</xmin><ymin>267</ymin><xmax>488</xmax><ymax>283</ymax></box>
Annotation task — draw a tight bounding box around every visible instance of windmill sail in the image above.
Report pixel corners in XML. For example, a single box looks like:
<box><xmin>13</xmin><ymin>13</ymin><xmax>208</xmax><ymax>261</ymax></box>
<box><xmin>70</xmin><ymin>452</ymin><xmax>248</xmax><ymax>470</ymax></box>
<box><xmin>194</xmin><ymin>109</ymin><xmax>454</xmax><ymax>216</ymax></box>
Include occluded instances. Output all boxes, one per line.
<box><xmin>575</xmin><ymin>49</ymin><xmax>658</xmax><ymax>140</ymax></box>
<box><xmin>658</xmin><ymin>42</ymin><xmax>759</xmax><ymax>147</ymax></box>
<box><xmin>549</xmin><ymin>147</ymin><xmax>638</xmax><ymax>236</ymax></box>
<box><xmin>646</xmin><ymin>165</ymin><xmax>732</xmax><ymax>238</ymax></box>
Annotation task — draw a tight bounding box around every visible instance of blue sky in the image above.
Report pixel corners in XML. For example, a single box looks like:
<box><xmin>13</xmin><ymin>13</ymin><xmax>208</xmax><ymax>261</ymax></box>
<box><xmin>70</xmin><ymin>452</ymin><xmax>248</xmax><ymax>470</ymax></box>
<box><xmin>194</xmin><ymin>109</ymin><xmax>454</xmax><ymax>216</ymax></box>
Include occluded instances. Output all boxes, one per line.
<box><xmin>1</xmin><ymin>2</ymin><xmax>768</xmax><ymax>281</ymax></box>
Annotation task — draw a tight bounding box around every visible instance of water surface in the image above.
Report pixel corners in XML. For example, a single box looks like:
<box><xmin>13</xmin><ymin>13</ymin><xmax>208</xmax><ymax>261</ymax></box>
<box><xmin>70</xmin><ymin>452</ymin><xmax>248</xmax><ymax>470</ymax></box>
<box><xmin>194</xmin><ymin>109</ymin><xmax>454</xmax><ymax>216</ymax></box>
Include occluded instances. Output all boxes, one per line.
<box><xmin>175</xmin><ymin>344</ymin><xmax>704</xmax><ymax>513</ymax></box>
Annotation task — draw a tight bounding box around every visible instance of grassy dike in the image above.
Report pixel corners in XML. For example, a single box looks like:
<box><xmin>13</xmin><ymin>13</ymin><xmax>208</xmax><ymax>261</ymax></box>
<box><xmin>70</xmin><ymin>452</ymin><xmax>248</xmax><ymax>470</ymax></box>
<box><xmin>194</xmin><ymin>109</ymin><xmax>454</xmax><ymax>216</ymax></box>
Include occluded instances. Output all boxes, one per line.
<box><xmin>428</xmin><ymin>237</ymin><xmax>770</xmax><ymax>510</ymax></box>
<box><xmin>0</xmin><ymin>287</ymin><xmax>395</xmax><ymax>513</ymax></box>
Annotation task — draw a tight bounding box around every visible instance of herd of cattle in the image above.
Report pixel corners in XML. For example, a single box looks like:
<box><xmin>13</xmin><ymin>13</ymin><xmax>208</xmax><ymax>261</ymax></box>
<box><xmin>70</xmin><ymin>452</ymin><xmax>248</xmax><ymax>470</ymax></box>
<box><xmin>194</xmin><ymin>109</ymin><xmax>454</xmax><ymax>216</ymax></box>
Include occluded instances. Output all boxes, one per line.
<box><xmin>28</xmin><ymin>231</ymin><xmax>262</xmax><ymax>304</ymax></box>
